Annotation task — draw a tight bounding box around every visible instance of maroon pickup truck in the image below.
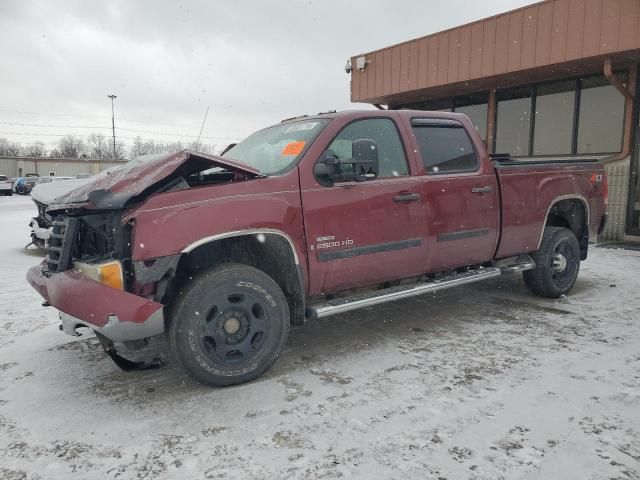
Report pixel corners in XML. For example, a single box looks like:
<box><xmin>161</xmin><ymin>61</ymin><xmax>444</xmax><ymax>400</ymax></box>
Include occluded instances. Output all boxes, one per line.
<box><xmin>27</xmin><ymin>110</ymin><xmax>607</xmax><ymax>386</ymax></box>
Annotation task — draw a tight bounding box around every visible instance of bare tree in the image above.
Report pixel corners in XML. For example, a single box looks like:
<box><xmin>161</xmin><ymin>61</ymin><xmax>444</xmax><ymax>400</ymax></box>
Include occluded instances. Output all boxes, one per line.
<box><xmin>20</xmin><ymin>141</ymin><xmax>46</xmax><ymax>157</ymax></box>
<box><xmin>56</xmin><ymin>135</ymin><xmax>86</xmax><ymax>158</ymax></box>
<box><xmin>86</xmin><ymin>133</ymin><xmax>109</xmax><ymax>159</ymax></box>
<box><xmin>0</xmin><ymin>137</ymin><xmax>22</xmax><ymax>157</ymax></box>
<box><xmin>129</xmin><ymin>136</ymin><xmax>160</xmax><ymax>158</ymax></box>
<box><xmin>114</xmin><ymin>140</ymin><xmax>126</xmax><ymax>161</ymax></box>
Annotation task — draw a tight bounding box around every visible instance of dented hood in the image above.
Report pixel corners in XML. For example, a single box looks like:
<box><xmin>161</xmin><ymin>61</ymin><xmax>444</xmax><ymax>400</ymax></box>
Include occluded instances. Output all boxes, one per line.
<box><xmin>49</xmin><ymin>150</ymin><xmax>262</xmax><ymax>211</ymax></box>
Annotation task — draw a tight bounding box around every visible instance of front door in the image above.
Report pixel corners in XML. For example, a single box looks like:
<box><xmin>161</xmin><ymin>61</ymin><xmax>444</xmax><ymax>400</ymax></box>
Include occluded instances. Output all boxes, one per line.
<box><xmin>409</xmin><ymin>118</ymin><xmax>500</xmax><ymax>272</ymax></box>
<box><xmin>301</xmin><ymin>117</ymin><xmax>428</xmax><ymax>295</ymax></box>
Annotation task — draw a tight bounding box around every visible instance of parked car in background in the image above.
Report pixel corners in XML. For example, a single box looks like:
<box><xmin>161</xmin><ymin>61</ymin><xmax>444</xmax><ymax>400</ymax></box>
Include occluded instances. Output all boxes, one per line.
<box><xmin>35</xmin><ymin>176</ymin><xmax>75</xmax><ymax>185</ymax></box>
<box><xmin>14</xmin><ymin>176</ymin><xmax>39</xmax><ymax>195</ymax></box>
<box><xmin>28</xmin><ymin>176</ymin><xmax>97</xmax><ymax>250</ymax></box>
<box><xmin>0</xmin><ymin>175</ymin><xmax>12</xmax><ymax>196</ymax></box>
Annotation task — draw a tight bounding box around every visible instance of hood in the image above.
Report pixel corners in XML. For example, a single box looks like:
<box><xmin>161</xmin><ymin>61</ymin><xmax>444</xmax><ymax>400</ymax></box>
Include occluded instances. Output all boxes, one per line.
<box><xmin>49</xmin><ymin>150</ymin><xmax>262</xmax><ymax>211</ymax></box>
<box><xmin>31</xmin><ymin>177</ymin><xmax>96</xmax><ymax>206</ymax></box>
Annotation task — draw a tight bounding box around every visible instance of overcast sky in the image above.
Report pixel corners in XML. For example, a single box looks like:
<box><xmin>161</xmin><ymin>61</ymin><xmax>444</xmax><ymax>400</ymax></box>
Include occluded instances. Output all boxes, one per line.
<box><xmin>0</xmin><ymin>0</ymin><xmax>530</xmax><ymax>151</ymax></box>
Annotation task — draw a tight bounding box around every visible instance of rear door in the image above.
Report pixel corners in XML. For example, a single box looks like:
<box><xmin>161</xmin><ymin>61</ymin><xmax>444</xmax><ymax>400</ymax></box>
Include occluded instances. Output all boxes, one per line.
<box><xmin>300</xmin><ymin>116</ymin><xmax>428</xmax><ymax>295</ymax></box>
<box><xmin>408</xmin><ymin>117</ymin><xmax>500</xmax><ymax>272</ymax></box>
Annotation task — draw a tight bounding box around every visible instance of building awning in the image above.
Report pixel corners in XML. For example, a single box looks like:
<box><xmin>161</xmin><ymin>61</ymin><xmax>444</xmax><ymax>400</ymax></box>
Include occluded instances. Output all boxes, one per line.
<box><xmin>350</xmin><ymin>0</ymin><xmax>640</xmax><ymax>106</ymax></box>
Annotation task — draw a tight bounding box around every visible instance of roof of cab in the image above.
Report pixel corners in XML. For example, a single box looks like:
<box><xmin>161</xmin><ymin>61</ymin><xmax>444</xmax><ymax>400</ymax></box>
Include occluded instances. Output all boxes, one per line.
<box><xmin>280</xmin><ymin>109</ymin><xmax>466</xmax><ymax>123</ymax></box>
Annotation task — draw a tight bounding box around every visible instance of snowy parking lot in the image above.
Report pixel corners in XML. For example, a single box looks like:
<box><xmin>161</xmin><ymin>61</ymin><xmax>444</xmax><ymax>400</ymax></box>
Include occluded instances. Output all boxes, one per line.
<box><xmin>0</xmin><ymin>194</ymin><xmax>639</xmax><ymax>479</ymax></box>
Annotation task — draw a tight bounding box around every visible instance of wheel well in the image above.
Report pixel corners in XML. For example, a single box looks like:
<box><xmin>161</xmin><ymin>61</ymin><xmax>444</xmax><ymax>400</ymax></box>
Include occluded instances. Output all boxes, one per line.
<box><xmin>167</xmin><ymin>234</ymin><xmax>305</xmax><ymax>325</ymax></box>
<box><xmin>545</xmin><ymin>198</ymin><xmax>589</xmax><ymax>260</ymax></box>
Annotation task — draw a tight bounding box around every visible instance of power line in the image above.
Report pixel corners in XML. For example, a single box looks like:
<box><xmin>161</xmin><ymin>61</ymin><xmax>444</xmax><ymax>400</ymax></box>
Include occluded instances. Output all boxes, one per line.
<box><xmin>0</xmin><ymin>121</ymin><xmax>243</xmax><ymax>140</ymax></box>
<box><xmin>0</xmin><ymin>127</ymin><xmax>243</xmax><ymax>141</ymax></box>
<box><xmin>0</xmin><ymin>108</ymin><xmax>249</xmax><ymax>133</ymax></box>
<box><xmin>0</xmin><ymin>130</ymin><xmax>242</xmax><ymax>142</ymax></box>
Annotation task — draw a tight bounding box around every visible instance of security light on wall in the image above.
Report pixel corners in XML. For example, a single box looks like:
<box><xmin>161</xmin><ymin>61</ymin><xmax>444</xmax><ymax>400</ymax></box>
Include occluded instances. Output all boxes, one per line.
<box><xmin>355</xmin><ymin>56</ymin><xmax>368</xmax><ymax>71</ymax></box>
<box><xmin>345</xmin><ymin>59</ymin><xmax>352</xmax><ymax>74</ymax></box>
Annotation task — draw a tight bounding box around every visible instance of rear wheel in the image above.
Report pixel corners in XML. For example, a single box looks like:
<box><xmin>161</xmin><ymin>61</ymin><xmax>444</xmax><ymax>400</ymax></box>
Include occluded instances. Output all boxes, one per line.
<box><xmin>523</xmin><ymin>226</ymin><xmax>581</xmax><ymax>298</ymax></box>
<box><xmin>168</xmin><ymin>263</ymin><xmax>290</xmax><ymax>386</ymax></box>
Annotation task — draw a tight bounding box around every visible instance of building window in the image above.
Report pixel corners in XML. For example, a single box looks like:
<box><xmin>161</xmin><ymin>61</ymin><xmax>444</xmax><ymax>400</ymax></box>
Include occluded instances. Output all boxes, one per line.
<box><xmin>495</xmin><ymin>75</ymin><xmax>626</xmax><ymax>157</ymax></box>
<box><xmin>495</xmin><ymin>87</ymin><xmax>532</xmax><ymax>156</ymax></box>
<box><xmin>577</xmin><ymin>77</ymin><xmax>625</xmax><ymax>154</ymax></box>
<box><xmin>454</xmin><ymin>93</ymin><xmax>488</xmax><ymax>140</ymax></box>
<box><xmin>533</xmin><ymin>80</ymin><xmax>576</xmax><ymax>155</ymax></box>
<box><xmin>412</xmin><ymin>122</ymin><xmax>478</xmax><ymax>174</ymax></box>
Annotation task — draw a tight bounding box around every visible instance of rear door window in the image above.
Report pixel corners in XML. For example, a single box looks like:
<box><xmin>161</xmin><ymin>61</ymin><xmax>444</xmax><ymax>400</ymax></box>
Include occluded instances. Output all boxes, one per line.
<box><xmin>412</xmin><ymin>120</ymin><xmax>478</xmax><ymax>174</ymax></box>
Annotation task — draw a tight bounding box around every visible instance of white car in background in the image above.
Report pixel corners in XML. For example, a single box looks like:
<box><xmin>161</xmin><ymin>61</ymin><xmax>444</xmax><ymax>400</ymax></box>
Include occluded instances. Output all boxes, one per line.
<box><xmin>35</xmin><ymin>176</ymin><xmax>76</xmax><ymax>185</ymax></box>
<box><xmin>0</xmin><ymin>175</ymin><xmax>13</xmax><ymax>196</ymax></box>
<box><xmin>28</xmin><ymin>176</ymin><xmax>96</xmax><ymax>249</ymax></box>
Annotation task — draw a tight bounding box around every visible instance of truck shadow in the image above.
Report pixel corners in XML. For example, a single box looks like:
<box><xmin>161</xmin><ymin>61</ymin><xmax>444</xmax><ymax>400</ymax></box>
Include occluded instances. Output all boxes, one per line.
<box><xmin>43</xmin><ymin>272</ymin><xmax>599</xmax><ymax>410</ymax></box>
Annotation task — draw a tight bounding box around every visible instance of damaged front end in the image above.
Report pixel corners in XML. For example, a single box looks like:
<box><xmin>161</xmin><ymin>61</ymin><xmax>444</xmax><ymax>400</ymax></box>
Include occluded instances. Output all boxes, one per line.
<box><xmin>27</xmin><ymin>150</ymin><xmax>263</xmax><ymax>370</ymax></box>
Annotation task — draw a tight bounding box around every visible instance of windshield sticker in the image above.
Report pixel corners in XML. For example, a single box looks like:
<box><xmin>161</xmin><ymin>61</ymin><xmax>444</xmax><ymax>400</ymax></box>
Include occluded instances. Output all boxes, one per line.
<box><xmin>282</xmin><ymin>141</ymin><xmax>306</xmax><ymax>156</ymax></box>
<box><xmin>284</xmin><ymin>122</ymin><xmax>319</xmax><ymax>133</ymax></box>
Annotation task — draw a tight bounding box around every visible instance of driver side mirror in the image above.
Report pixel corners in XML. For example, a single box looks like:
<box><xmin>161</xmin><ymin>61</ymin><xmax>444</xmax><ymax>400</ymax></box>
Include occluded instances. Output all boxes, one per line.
<box><xmin>314</xmin><ymin>138</ymin><xmax>379</xmax><ymax>185</ymax></box>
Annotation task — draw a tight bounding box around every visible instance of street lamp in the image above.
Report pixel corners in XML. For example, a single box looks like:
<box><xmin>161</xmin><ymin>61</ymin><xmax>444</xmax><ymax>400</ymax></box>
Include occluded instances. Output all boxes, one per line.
<box><xmin>107</xmin><ymin>94</ymin><xmax>117</xmax><ymax>161</ymax></box>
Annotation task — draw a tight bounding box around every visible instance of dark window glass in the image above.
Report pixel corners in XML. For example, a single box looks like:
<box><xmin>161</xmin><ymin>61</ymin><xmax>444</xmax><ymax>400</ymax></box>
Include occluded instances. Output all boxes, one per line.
<box><xmin>577</xmin><ymin>76</ymin><xmax>625</xmax><ymax>154</ymax></box>
<box><xmin>454</xmin><ymin>92</ymin><xmax>488</xmax><ymax>140</ymax></box>
<box><xmin>533</xmin><ymin>81</ymin><xmax>576</xmax><ymax>155</ymax></box>
<box><xmin>404</xmin><ymin>98</ymin><xmax>453</xmax><ymax>111</ymax></box>
<box><xmin>455</xmin><ymin>103</ymin><xmax>488</xmax><ymax>140</ymax></box>
<box><xmin>412</xmin><ymin>125</ymin><xmax>478</xmax><ymax>174</ymax></box>
<box><xmin>495</xmin><ymin>88</ymin><xmax>531</xmax><ymax>156</ymax></box>
<box><xmin>327</xmin><ymin>118</ymin><xmax>408</xmax><ymax>177</ymax></box>
<box><xmin>495</xmin><ymin>91</ymin><xmax>531</xmax><ymax>156</ymax></box>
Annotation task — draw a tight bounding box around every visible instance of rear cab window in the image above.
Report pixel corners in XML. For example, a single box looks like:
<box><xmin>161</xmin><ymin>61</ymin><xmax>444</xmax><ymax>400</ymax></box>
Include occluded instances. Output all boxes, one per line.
<box><xmin>0</xmin><ymin>176</ymin><xmax>8</xmax><ymax>181</ymax></box>
<box><xmin>411</xmin><ymin>119</ymin><xmax>478</xmax><ymax>174</ymax></box>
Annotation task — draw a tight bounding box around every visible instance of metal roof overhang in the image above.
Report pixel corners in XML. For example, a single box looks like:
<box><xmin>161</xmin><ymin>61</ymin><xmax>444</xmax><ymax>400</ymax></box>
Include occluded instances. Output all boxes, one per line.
<box><xmin>383</xmin><ymin>52</ymin><xmax>640</xmax><ymax>107</ymax></box>
<box><xmin>350</xmin><ymin>0</ymin><xmax>640</xmax><ymax>106</ymax></box>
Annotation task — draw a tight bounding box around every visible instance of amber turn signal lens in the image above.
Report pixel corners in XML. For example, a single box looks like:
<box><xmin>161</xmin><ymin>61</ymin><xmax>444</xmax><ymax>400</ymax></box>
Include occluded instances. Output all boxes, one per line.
<box><xmin>74</xmin><ymin>260</ymin><xmax>124</xmax><ymax>290</ymax></box>
<box><xmin>98</xmin><ymin>262</ymin><xmax>124</xmax><ymax>290</ymax></box>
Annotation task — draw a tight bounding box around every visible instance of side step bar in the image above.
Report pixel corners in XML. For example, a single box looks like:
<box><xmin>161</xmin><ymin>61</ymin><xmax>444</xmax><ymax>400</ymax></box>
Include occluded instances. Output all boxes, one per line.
<box><xmin>307</xmin><ymin>267</ymin><xmax>502</xmax><ymax>320</ymax></box>
<box><xmin>306</xmin><ymin>255</ymin><xmax>536</xmax><ymax>320</ymax></box>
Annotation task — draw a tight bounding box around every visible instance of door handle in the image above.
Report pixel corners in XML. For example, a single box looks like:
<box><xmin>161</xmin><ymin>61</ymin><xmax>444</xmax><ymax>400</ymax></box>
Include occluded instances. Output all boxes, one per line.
<box><xmin>471</xmin><ymin>186</ymin><xmax>493</xmax><ymax>194</ymax></box>
<box><xmin>393</xmin><ymin>192</ymin><xmax>421</xmax><ymax>203</ymax></box>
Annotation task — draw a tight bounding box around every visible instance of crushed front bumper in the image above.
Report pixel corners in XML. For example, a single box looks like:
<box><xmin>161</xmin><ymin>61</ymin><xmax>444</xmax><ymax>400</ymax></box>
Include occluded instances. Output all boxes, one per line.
<box><xmin>27</xmin><ymin>262</ymin><xmax>165</xmax><ymax>342</ymax></box>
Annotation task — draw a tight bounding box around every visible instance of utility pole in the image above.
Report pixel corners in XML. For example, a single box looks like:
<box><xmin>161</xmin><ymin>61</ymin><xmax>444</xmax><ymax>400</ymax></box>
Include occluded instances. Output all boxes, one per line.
<box><xmin>107</xmin><ymin>94</ymin><xmax>117</xmax><ymax>161</ymax></box>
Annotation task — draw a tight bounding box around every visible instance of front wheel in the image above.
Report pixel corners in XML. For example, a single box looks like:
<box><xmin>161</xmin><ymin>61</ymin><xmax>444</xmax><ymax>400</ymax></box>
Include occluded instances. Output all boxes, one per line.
<box><xmin>168</xmin><ymin>263</ymin><xmax>290</xmax><ymax>386</ymax></box>
<box><xmin>523</xmin><ymin>226</ymin><xmax>581</xmax><ymax>298</ymax></box>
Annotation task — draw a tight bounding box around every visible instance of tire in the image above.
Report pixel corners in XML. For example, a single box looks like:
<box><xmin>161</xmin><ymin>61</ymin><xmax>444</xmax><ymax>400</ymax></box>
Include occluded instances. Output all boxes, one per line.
<box><xmin>523</xmin><ymin>226</ymin><xmax>581</xmax><ymax>298</ymax></box>
<box><xmin>168</xmin><ymin>263</ymin><xmax>290</xmax><ymax>386</ymax></box>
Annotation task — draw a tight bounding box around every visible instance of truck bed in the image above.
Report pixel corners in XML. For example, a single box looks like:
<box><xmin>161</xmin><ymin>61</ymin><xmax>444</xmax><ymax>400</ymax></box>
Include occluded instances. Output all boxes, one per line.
<box><xmin>494</xmin><ymin>158</ymin><xmax>606</xmax><ymax>259</ymax></box>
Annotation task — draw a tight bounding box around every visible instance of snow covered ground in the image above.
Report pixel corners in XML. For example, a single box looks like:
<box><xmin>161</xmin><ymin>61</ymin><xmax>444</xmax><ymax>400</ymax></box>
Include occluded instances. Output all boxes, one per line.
<box><xmin>0</xmin><ymin>194</ymin><xmax>639</xmax><ymax>479</ymax></box>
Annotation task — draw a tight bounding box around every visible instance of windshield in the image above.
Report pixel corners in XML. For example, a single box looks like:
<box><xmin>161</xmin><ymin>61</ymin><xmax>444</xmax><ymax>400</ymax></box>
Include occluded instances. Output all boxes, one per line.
<box><xmin>222</xmin><ymin>119</ymin><xmax>329</xmax><ymax>175</ymax></box>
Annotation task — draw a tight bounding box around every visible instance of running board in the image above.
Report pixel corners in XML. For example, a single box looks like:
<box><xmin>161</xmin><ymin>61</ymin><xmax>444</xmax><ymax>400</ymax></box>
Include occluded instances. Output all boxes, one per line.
<box><xmin>306</xmin><ymin>267</ymin><xmax>502</xmax><ymax>320</ymax></box>
<box><xmin>496</xmin><ymin>254</ymin><xmax>536</xmax><ymax>274</ymax></box>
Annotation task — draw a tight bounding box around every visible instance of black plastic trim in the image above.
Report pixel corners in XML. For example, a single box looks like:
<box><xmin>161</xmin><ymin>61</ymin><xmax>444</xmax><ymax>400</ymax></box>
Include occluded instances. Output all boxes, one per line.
<box><xmin>318</xmin><ymin>238</ymin><xmax>422</xmax><ymax>262</ymax></box>
<box><xmin>437</xmin><ymin>229</ymin><xmax>489</xmax><ymax>242</ymax></box>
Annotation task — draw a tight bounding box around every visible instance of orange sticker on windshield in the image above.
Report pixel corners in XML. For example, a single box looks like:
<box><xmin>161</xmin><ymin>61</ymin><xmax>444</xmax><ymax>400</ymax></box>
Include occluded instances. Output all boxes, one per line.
<box><xmin>282</xmin><ymin>141</ymin><xmax>306</xmax><ymax>156</ymax></box>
